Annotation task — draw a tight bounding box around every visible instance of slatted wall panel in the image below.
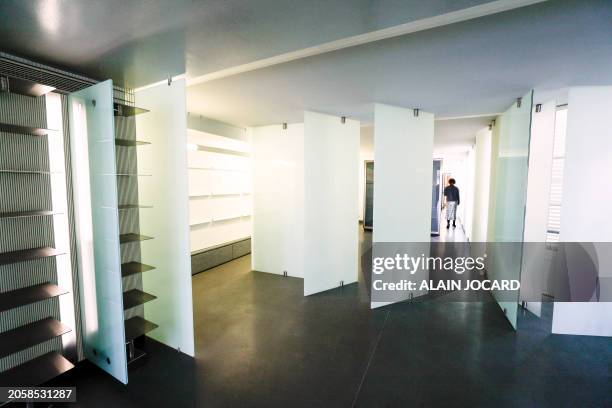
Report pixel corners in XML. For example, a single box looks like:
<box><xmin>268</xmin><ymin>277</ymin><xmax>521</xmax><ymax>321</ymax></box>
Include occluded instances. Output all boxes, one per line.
<box><xmin>0</xmin><ymin>92</ymin><xmax>63</xmax><ymax>371</ymax></box>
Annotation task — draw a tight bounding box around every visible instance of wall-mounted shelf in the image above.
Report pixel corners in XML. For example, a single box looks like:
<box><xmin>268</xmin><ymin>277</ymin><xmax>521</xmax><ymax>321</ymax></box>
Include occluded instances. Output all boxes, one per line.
<box><xmin>123</xmin><ymin>289</ymin><xmax>157</xmax><ymax>310</ymax></box>
<box><xmin>115</xmin><ymin>139</ymin><xmax>151</xmax><ymax>147</ymax></box>
<box><xmin>188</xmin><ymin>166</ymin><xmax>248</xmax><ymax>173</ymax></box>
<box><xmin>0</xmin><ymin>351</ymin><xmax>74</xmax><ymax>387</ymax></box>
<box><xmin>119</xmin><ymin>233</ymin><xmax>153</xmax><ymax>244</ymax></box>
<box><xmin>0</xmin><ymin>123</ymin><xmax>54</xmax><ymax>137</ymax></box>
<box><xmin>116</xmin><ymin>173</ymin><xmax>152</xmax><ymax>177</ymax></box>
<box><xmin>0</xmin><ymin>246</ymin><xmax>64</xmax><ymax>266</ymax></box>
<box><xmin>113</xmin><ymin>103</ymin><xmax>149</xmax><ymax>117</ymax></box>
<box><xmin>0</xmin><ymin>283</ymin><xmax>68</xmax><ymax>312</ymax></box>
<box><xmin>188</xmin><ymin>143</ymin><xmax>250</xmax><ymax>157</ymax></box>
<box><xmin>118</xmin><ymin>204</ymin><xmax>152</xmax><ymax>210</ymax></box>
<box><xmin>190</xmin><ymin>214</ymin><xmax>251</xmax><ymax>227</ymax></box>
<box><xmin>0</xmin><ymin>317</ymin><xmax>72</xmax><ymax>358</ymax></box>
<box><xmin>0</xmin><ymin>210</ymin><xmax>59</xmax><ymax>219</ymax></box>
<box><xmin>189</xmin><ymin>192</ymin><xmax>251</xmax><ymax>199</ymax></box>
<box><xmin>121</xmin><ymin>262</ymin><xmax>155</xmax><ymax>277</ymax></box>
<box><xmin>124</xmin><ymin>316</ymin><xmax>158</xmax><ymax>341</ymax></box>
<box><xmin>0</xmin><ymin>76</ymin><xmax>56</xmax><ymax>98</ymax></box>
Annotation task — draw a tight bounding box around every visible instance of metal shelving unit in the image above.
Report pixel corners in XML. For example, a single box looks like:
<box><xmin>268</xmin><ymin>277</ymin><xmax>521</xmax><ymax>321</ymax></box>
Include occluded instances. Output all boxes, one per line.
<box><xmin>114</xmin><ymin>103</ymin><xmax>158</xmax><ymax>365</ymax></box>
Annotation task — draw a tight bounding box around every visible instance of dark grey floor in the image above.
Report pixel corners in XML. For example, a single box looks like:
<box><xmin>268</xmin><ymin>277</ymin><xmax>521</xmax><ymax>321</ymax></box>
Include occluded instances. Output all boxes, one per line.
<box><xmin>50</xmin><ymin>228</ymin><xmax>612</xmax><ymax>407</ymax></box>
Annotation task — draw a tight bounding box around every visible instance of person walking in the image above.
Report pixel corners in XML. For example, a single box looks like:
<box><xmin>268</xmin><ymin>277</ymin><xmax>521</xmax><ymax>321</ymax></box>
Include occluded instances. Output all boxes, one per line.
<box><xmin>443</xmin><ymin>178</ymin><xmax>460</xmax><ymax>229</ymax></box>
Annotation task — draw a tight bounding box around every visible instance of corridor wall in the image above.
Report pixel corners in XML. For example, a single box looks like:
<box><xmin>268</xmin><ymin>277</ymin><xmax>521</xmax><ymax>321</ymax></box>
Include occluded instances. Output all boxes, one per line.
<box><xmin>552</xmin><ymin>86</ymin><xmax>612</xmax><ymax>337</ymax></box>
<box><xmin>371</xmin><ymin>104</ymin><xmax>434</xmax><ymax>308</ymax></box>
<box><xmin>303</xmin><ymin>111</ymin><xmax>360</xmax><ymax>296</ymax></box>
<box><xmin>251</xmin><ymin>123</ymin><xmax>304</xmax><ymax>278</ymax></box>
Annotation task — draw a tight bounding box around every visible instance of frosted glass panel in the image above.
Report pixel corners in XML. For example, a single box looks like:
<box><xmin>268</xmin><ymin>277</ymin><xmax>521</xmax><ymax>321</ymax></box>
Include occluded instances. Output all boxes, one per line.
<box><xmin>135</xmin><ymin>78</ymin><xmax>195</xmax><ymax>356</ymax></box>
<box><xmin>68</xmin><ymin>81</ymin><xmax>127</xmax><ymax>383</ymax></box>
<box><xmin>488</xmin><ymin>90</ymin><xmax>533</xmax><ymax>329</ymax></box>
<box><xmin>303</xmin><ymin>111</ymin><xmax>360</xmax><ymax>295</ymax></box>
<box><xmin>251</xmin><ymin>124</ymin><xmax>304</xmax><ymax>278</ymax></box>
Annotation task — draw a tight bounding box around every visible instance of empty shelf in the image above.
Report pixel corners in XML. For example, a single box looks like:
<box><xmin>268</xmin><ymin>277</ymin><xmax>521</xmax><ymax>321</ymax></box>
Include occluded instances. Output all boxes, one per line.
<box><xmin>115</xmin><ymin>139</ymin><xmax>151</xmax><ymax>147</ymax></box>
<box><xmin>118</xmin><ymin>204</ymin><xmax>152</xmax><ymax>210</ymax></box>
<box><xmin>121</xmin><ymin>261</ymin><xmax>155</xmax><ymax>277</ymax></box>
<box><xmin>114</xmin><ymin>103</ymin><xmax>149</xmax><ymax>117</ymax></box>
<box><xmin>0</xmin><ymin>351</ymin><xmax>74</xmax><ymax>387</ymax></box>
<box><xmin>0</xmin><ymin>246</ymin><xmax>64</xmax><ymax>266</ymax></box>
<box><xmin>0</xmin><ymin>317</ymin><xmax>72</xmax><ymax>358</ymax></box>
<box><xmin>124</xmin><ymin>316</ymin><xmax>158</xmax><ymax>341</ymax></box>
<box><xmin>119</xmin><ymin>233</ymin><xmax>153</xmax><ymax>244</ymax></box>
<box><xmin>1</xmin><ymin>76</ymin><xmax>56</xmax><ymax>98</ymax></box>
<box><xmin>0</xmin><ymin>123</ymin><xmax>53</xmax><ymax>137</ymax></box>
<box><xmin>189</xmin><ymin>144</ymin><xmax>250</xmax><ymax>157</ymax></box>
<box><xmin>123</xmin><ymin>289</ymin><xmax>157</xmax><ymax>310</ymax></box>
<box><xmin>0</xmin><ymin>283</ymin><xmax>68</xmax><ymax>312</ymax></box>
<box><xmin>0</xmin><ymin>210</ymin><xmax>58</xmax><ymax>219</ymax></box>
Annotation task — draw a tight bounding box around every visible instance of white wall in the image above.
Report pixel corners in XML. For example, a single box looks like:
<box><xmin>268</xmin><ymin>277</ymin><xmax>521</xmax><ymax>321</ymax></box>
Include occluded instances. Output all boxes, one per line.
<box><xmin>552</xmin><ymin>86</ymin><xmax>612</xmax><ymax>336</ymax></box>
<box><xmin>303</xmin><ymin>111</ymin><xmax>360</xmax><ymax>295</ymax></box>
<box><xmin>187</xmin><ymin>128</ymin><xmax>252</xmax><ymax>252</ymax></box>
<box><xmin>471</xmin><ymin>127</ymin><xmax>492</xmax><ymax>242</ymax></box>
<box><xmin>251</xmin><ymin>123</ymin><xmax>304</xmax><ymax>278</ymax></box>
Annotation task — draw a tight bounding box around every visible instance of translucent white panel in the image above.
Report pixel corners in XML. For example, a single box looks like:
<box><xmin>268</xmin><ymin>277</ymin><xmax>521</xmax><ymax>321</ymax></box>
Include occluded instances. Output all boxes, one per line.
<box><xmin>68</xmin><ymin>81</ymin><xmax>127</xmax><ymax>383</ymax></box>
<box><xmin>303</xmin><ymin>112</ymin><xmax>360</xmax><ymax>295</ymax></box>
<box><xmin>487</xmin><ymin>90</ymin><xmax>533</xmax><ymax>329</ymax></box>
<box><xmin>552</xmin><ymin>86</ymin><xmax>612</xmax><ymax>336</ymax></box>
<box><xmin>371</xmin><ymin>104</ymin><xmax>434</xmax><ymax>308</ymax></box>
<box><xmin>251</xmin><ymin>123</ymin><xmax>304</xmax><ymax>277</ymax></box>
<box><xmin>135</xmin><ymin>79</ymin><xmax>195</xmax><ymax>356</ymax></box>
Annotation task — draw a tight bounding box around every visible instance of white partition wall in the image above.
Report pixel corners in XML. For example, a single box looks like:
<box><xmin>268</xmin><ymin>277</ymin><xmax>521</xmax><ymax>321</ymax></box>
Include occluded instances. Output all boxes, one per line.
<box><xmin>251</xmin><ymin>123</ymin><xmax>304</xmax><ymax>278</ymax></box>
<box><xmin>552</xmin><ymin>86</ymin><xmax>612</xmax><ymax>337</ymax></box>
<box><xmin>135</xmin><ymin>79</ymin><xmax>195</xmax><ymax>356</ymax></box>
<box><xmin>303</xmin><ymin>112</ymin><xmax>360</xmax><ymax>296</ymax></box>
<box><xmin>371</xmin><ymin>104</ymin><xmax>434</xmax><ymax>308</ymax></box>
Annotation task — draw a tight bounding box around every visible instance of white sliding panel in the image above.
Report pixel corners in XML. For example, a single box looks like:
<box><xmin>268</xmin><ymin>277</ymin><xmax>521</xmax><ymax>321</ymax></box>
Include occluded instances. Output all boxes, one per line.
<box><xmin>251</xmin><ymin>123</ymin><xmax>304</xmax><ymax>278</ymax></box>
<box><xmin>303</xmin><ymin>111</ymin><xmax>360</xmax><ymax>296</ymax></box>
<box><xmin>552</xmin><ymin>86</ymin><xmax>612</xmax><ymax>337</ymax></box>
<box><xmin>135</xmin><ymin>79</ymin><xmax>195</xmax><ymax>356</ymax></box>
<box><xmin>371</xmin><ymin>104</ymin><xmax>434</xmax><ymax>308</ymax></box>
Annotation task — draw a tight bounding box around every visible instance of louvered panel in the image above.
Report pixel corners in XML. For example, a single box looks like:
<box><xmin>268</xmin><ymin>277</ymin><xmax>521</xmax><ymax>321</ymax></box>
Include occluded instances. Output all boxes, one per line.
<box><xmin>0</xmin><ymin>217</ymin><xmax>55</xmax><ymax>253</ymax></box>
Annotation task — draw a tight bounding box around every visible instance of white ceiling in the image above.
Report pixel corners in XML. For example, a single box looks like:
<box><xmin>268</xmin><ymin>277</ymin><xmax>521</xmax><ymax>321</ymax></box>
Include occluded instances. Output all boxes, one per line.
<box><xmin>187</xmin><ymin>0</ymin><xmax>612</xmax><ymax>127</ymax></box>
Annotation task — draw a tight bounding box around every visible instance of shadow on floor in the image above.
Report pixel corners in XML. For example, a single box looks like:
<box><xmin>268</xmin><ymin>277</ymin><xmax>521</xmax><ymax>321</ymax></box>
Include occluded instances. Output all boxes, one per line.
<box><xmin>50</xmin><ymin>231</ymin><xmax>612</xmax><ymax>407</ymax></box>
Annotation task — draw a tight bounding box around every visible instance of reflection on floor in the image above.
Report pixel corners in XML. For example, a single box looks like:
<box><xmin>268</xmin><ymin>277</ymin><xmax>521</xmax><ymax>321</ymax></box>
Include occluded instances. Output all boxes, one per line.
<box><xmin>51</xmin><ymin>229</ymin><xmax>612</xmax><ymax>407</ymax></box>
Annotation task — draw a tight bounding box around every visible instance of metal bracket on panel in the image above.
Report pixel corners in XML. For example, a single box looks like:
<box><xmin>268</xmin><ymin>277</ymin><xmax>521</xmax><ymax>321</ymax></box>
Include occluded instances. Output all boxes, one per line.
<box><xmin>340</xmin><ymin>280</ymin><xmax>344</xmax><ymax>287</ymax></box>
<box><xmin>488</xmin><ymin>123</ymin><xmax>492</xmax><ymax>130</ymax></box>
<box><xmin>516</xmin><ymin>97</ymin><xmax>522</xmax><ymax>108</ymax></box>
<box><xmin>413</xmin><ymin>108</ymin><xmax>419</xmax><ymax>117</ymax></box>
<box><xmin>535</xmin><ymin>103</ymin><xmax>542</xmax><ymax>113</ymax></box>
<box><xmin>168</xmin><ymin>76</ymin><xmax>172</xmax><ymax>86</ymax></box>
<box><xmin>282</xmin><ymin>123</ymin><xmax>287</xmax><ymax>130</ymax></box>
<box><xmin>492</xmin><ymin>119</ymin><xmax>496</xmax><ymax>126</ymax></box>
<box><xmin>92</xmin><ymin>99</ymin><xmax>97</xmax><ymax>108</ymax></box>
<box><xmin>283</xmin><ymin>271</ymin><xmax>288</xmax><ymax>277</ymax></box>
<box><xmin>409</xmin><ymin>292</ymin><xmax>414</xmax><ymax>301</ymax></box>
<box><xmin>341</xmin><ymin>116</ymin><xmax>346</xmax><ymax>124</ymax></box>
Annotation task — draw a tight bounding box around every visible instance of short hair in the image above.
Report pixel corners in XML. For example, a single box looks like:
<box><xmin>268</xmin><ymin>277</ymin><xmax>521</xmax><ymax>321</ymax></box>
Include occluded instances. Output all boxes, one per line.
<box><xmin>448</xmin><ymin>178</ymin><xmax>456</xmax><ymax>184</ymax></box>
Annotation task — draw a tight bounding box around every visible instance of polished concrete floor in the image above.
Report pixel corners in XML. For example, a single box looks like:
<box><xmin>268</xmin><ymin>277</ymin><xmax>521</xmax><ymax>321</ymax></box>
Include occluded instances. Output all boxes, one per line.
<box><xmin>52</xmin><ymin>227</ymin><xmax>612</xmax><ymax>407</ymax></box>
